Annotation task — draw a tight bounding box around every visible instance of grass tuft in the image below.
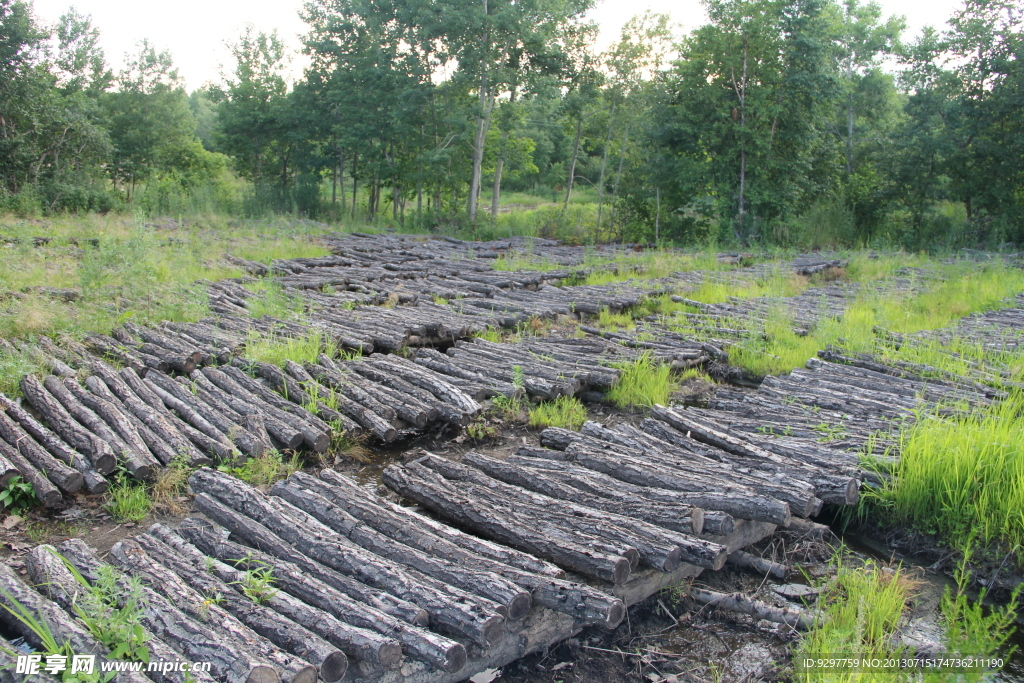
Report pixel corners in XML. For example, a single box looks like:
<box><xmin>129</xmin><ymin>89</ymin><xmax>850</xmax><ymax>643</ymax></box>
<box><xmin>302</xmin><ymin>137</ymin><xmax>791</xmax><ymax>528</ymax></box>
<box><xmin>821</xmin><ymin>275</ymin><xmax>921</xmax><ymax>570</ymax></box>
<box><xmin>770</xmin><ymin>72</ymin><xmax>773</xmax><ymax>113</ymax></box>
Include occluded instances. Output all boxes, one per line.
<box><xmin>527</xmin><ymin>396</ymin><xmax>587</xmax><ymax>430</ymax></box>
<box><xmin>606</xmin><ymin>353</ymin><xmax>677</xmax><ymax>408</ymax></box>
<box><xmin>244</xmin><ymin>329</ymin><xmax>338</xmax><ymax>368</ymax></box>
<box><xmin>218</xmin><ymin>450</ymin><xmax>302</xmax><ymax>489</ymax></box>
<box><xmin>105</xmin><ymin>480</ymin><xmax>153</xmax><ymax>522</ymax></box>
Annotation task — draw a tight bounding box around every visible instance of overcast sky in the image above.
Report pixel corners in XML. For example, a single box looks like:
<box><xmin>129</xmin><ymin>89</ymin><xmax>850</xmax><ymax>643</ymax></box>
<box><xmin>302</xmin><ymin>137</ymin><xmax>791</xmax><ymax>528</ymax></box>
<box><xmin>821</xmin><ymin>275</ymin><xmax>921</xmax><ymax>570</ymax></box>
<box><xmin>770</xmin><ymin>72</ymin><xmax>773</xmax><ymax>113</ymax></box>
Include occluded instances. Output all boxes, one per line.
<box><xmin>30</xmin><ymin>0</ymin><xmax>963</xmax><ymax>91</ymax></box>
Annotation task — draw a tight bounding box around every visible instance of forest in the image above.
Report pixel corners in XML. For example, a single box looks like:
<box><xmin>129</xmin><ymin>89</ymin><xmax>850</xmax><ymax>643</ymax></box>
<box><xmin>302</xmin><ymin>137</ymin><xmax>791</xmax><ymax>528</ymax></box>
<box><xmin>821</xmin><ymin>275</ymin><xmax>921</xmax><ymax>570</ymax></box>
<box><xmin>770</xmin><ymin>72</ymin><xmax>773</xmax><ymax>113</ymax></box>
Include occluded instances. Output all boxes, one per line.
<box><xmin>1</xmin><ymin>0</ymin><xmax>1022</xmax><ymax>250</ymax></box>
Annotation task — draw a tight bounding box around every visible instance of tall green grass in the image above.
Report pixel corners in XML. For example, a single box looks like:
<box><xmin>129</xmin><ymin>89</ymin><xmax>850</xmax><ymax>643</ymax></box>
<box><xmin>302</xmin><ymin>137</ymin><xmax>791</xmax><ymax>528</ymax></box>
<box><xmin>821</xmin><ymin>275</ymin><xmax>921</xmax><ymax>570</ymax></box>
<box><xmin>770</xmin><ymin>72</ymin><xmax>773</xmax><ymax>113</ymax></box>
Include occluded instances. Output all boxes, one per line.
<box><xmin>244</xmin><ymin>329</ymin><xmax>339</xmax><ymax>368</ymax></box>
<box><xmin>606</xmin><ymin>353</ymin><xmax>677</xmax><ymax>408</ymax></box>
<box><xmin>865</xmin><ymin>392</ymin><xmax>1024</xmax><ymax>556</ymax></box>
<box><xmin>527</xmin><ymin>396</ymin><xmax>588</xmax><ymax>430</ymax></box>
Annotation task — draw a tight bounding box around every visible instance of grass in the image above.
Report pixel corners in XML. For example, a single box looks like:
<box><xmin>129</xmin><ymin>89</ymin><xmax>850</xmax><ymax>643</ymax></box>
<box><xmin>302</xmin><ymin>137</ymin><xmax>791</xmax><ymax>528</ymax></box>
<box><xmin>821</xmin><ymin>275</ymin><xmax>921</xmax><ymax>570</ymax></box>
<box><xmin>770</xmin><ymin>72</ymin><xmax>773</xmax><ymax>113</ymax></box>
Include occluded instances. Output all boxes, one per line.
<box><xmin>0</xmin><ymin>212</ymin><xmax>328</xmax><ymax>340</ymax></box>
<box><xmin>863</xmin><ymin>391</ymin><xmax>1024</xmax><ymax>558</ymax></box>
<box><xmin>680</xmin><ymin>269</ymin><xmax>808</xmax><ymax>305</ymax></box>
<box><xmin>244</xmin><ymin>329</ymin><xmax>339</xmax><ymax>368</ymax></box>
<box><xmin>794</xmin><ymin>550</ymin><xmax>1019</xmax><ymax>682</ymax></box>
<box><xmin>794</xmin><ymin>557</ymin><xmax>913</xmax><ymax>682</ymax></box>
<box><xmin>152</xmin><ymin>456</ymin><xmax>192</xmax><ymax>514</ymax></box>
<box><xmin>595</xmin><ymin>307</ymin><xmax>634</xmax><ymax>331</ymax></box>
<box><xmin>527</xmin><ymin>396</ymin><xmax>587</xmax><ymax>430</ymax></box>
<box><xmin>606</xmin><ymin>353</ymin><xmax>678</xmax><ymax>408</ymax></box>
<box><xmin>217</xmin><ymin>450</ymin><xmax>302</xmax><ymax>488</ymax></box>
<box><xmin>104</xmin><ymin>480</ymin><xmax>153</xmax><ymax>523</ymax></box>
<box><xmin>243</xmin><ymin>280</ymin><xmax>306</xmax><ymax>319</ymax></box>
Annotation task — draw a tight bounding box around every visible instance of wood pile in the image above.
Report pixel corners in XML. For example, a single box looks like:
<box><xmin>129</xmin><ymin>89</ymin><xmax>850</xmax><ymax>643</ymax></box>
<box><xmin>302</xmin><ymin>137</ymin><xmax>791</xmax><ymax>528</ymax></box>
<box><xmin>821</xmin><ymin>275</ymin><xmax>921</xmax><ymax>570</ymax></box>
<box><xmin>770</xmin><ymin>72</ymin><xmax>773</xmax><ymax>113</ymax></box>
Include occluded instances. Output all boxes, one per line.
<box><xmin>3</xmin><ymin>464</ymin><xmax>782</xmax><ymax>683</ymax></box>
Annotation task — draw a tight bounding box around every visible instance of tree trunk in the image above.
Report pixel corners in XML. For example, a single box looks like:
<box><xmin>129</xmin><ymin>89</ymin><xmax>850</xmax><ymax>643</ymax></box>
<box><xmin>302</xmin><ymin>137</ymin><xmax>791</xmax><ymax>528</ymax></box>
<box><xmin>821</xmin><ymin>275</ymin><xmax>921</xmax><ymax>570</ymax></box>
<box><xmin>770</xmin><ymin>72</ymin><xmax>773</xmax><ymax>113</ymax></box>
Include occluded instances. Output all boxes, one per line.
<box><xmin>563</xmin><ymin>117</ymin><xmax>583</xmax><ymax>209</ymax></box>
<box><xmin>595</xmin><ymin>102</ymin><xmax>616</xmax><ymax>232</ymax></box>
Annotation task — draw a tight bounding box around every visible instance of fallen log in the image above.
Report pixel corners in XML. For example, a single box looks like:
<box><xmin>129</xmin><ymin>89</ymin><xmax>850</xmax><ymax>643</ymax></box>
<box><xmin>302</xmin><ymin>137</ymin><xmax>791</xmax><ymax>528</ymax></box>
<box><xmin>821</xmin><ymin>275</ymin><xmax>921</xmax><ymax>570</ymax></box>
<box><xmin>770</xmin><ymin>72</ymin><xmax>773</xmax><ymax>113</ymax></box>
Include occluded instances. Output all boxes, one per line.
<box><xmin>383</xmin><ymin>463</ymin><xmax>632</xmax><ymax>585</ymax></box>
<box><xmin>24</xmin><ymin>544</ymin><xmax>216</xmax><ymax>683</ymax></box>
<box><xmin>318</xmin><ymin>469</ymin><xmax>564</xmax><ymax>578</ymax></box>
<box><xmin>132</xmin><ymin>533</ymin><xmax>357</xmax><ymax>679</ymax></box>
<box><xmin>295</xmin><ymin>471</ymin><xmax>626</xmax><ymax>629</ymax></box>
<box><xmin>418</xmin><ymin>454</ymin><xmax>726</xmax><ymax>571</ymax></box>
<box><xmin>270</xmin><ymin>478</ymin><xmax>533</xmax><ymax>621</ymax></box>
<box><xmin>19</xmin><ymin>374</ymin><xmax>117</xmax><ymax>474</ymax></box>
<box><xmin>727</xmin><ymin>550</ymin><xmax>788</xmax><ymax>580</ymax></box>
<box><xmin>0</xmin><ymin>562</ymin><xmax>152</xmax><ymax>683</ymax></box>
<box><xmin>170</xmin><ymin>519</ymin><xmax>466</xmax><ymax>674</ymax></box>
<box><xmin>0</xmin><ymin>437</ymin><xmax>62</xmax><ymax>507</ymax></box>
<box><xmin>188</xmin><ymin>474</ymin><xmax>506</xmax><ymax>650</ymax></box>
<box><xmin>58</xmin><ymin>539</ymin><xmax>280</xmax><ymax>683</ymax></box>
<box><xmin>137</xmin><ymin>372</ymin><xmax>238</xmax><ymax>460</ymax></box>
<box><xmin>105</xmin><ymin>539</ymin><xmax>317</xmax><ymax>683</ymax></box>
<box><xmin>0</xmin><ymin>409</ymin><xmax>82</xmax><ymax>493</ymax></box>
<box><xmin>688</xmin><ymin>587</ymin><xmax>813</xmax><ymax>630</ymax></box>
<box><xmin>507</xmin><ymin>452</ymin><xmax>792</xmax><ymax>527</ymax></box>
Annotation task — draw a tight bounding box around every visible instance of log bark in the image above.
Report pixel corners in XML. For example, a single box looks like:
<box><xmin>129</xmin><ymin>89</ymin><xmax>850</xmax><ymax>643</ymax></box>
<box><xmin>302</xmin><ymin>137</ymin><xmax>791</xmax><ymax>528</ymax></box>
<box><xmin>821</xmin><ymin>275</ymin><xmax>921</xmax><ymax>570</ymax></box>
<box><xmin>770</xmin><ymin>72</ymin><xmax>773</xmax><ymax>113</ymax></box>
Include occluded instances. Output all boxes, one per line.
<box><xmin>296</xmin><ymin>471</ymin><xmax>626</xmax><ymax>629</ymax></box>
<box><xmin>383</xmin><ymin>463</ymin><xmax>632</xmax><ymax>584</ymax></box>
<box><xmin>57</xmin><ymin>539</ymin><xmax>281</xmax><ymax>683</ymax></box>
<box><xmin>188</xmin><ymin>371</ymin><xmax>304</xmax><ymax>450</ymax></box>
<box><xmin>508</xmin><ymin>453</ymin><xmax>791</xmax><ymax>527</ymax></box>
<box><xmin>418</xmin><ymin>454</ymin><xmax>726</xmax><ymax>572</ymax></box>
<box><xmin>0</xmin><ymin>393</ymin><xmax>108</xmax><ymax>493</ymax></box>
<box><xmin>0</xmin><ymin>562</ymin><xmax>152</xmax><ymax>683</ymax></box>
<box><xmin>131</xmin><ymin>534</ymin><xmax>356</xmax><ymax>679</ymax></box>
<box><xmin>89</xmin><ymin>363</ymin><xmax>210</xmax><ymax>467</ymax></box>
<box><xmin>188</xmin><ymin>469</ymin><xmax>506</xmax><ymax>649</ymax></box>
<box><xmin>134</xmin><ymin>371</ymin><xmax>236</xmax><ymax>460</ymax></box>
<box><xmin>460</xmin><ymin>451</ymin><xmax>704</xmax><ymax>536</ymax></box>
<box><xmin>270</xmin><ymin>478</ymin><xmax>533</xmax><ymax>621</ymax></box>
<box><xmin>24</xmin><ymin>544</ymin><xmax>216</xmax><ymax>683</ymax></box>
<box><xmin>19</xmin><ymin>374</ymin><xmax>116</xmax><ymax>474</ymax></box>
<box><xmin>0</xmin><ymin>409</ymin><xmax>82</xmax><ymax>493</ymax></box>
<box><xmin>59</xmin><ymin>378</ymin><xmax>158</xmax><ymax>478</ymax></box>
<box><xmin>146</xmin><ymin>372</ymin><xmax>263</xmax><ymax>459</ymax></box>
<box><xmin>727</xmin><ymin>550</ymin><xmax>788</xmax><ymax>580</ymax></box>
<box><xmin>169</xmin><ymin>520</ymin><xmax>466</xmax><ymax>674</ymax></box>
<box><xmin>0</xmin><ymin>436</ymin><xmax>62</xmax><ymax>507</ymax></box>
<box><xmin>105</xmin><ymin>539</ymin><xmax>317</xmax><ymax>683</ymax></box>
<box><xmin>688</xmin><ymin>587</ymin><xmax>812</xmax><ymax>630</ymax></box>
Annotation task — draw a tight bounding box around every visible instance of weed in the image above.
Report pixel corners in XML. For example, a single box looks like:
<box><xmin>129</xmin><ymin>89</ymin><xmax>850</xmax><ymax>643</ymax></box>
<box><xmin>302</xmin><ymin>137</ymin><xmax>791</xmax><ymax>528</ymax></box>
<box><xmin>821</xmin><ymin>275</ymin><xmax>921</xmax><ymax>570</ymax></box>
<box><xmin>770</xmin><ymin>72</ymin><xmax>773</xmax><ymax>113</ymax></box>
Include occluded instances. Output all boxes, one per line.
<box><xmin>595</xmin><ymin>307</ymin><xmax>634</xmax><ymax>332</ymax></box>
<box><xmin>467</xmin><ymin>420</ymin><xmax>500</xmax><ymax>441</ymax></box>
<box><xmin>232</xmin><ymin>562</ymin><xmax>278</xmax><ymax>605</ymax></box>
<box><xmin>71</xmin><ymin>562</ymin><xmax>151</xmax><ymax>663</ymax></box>
<box><xmin>218</xmin><ymin>450</ymin><xmax>302</xmax><ymax>489</ymax></box>
<box><xmin>527</xmin><ymin>396</ymin><xmax>587</xmax><ymax>430</ymax></box>
<box><xmin>0</xmin><ymin>475</ymin><xmax>39</xmax><ymax>515</ymax></box>
<box><xmin>104</xmin><ymin>479</ymin><xmax>152</xmax><ymax>522</ymax></box>
<box><xmin>244</xmin><ymin>329</ymin><xmax>338</xmax><ymax>368</ymax></box>
<box><xmin>606</xmin><ymin>353</ymin><xmax>677</xmax><ymax>409</ymax></box>
<box><xmin>152</xmin><ymin>456</ymin><xmax>192</xmax><ymax>514</ymax></box>
<box><xmin>243</xmin><ymin>280</ymin><xmax>305</xmax><ymax>319</ymax></box>
<box><xmin>864</xmin><ymin>391</ymin><xmax>1024</xmax><ymax>557</ymax></box>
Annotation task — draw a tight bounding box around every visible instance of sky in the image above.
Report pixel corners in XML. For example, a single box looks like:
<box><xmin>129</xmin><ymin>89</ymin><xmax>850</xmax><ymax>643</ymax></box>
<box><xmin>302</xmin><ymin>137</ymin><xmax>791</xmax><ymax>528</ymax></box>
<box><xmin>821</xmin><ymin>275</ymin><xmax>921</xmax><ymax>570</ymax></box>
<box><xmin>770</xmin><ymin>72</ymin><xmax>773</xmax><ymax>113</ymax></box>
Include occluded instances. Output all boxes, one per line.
<box><xmin>30</xmin><ymin>0</ymin><xmax>964</xmax><ymax>91</ymax></box>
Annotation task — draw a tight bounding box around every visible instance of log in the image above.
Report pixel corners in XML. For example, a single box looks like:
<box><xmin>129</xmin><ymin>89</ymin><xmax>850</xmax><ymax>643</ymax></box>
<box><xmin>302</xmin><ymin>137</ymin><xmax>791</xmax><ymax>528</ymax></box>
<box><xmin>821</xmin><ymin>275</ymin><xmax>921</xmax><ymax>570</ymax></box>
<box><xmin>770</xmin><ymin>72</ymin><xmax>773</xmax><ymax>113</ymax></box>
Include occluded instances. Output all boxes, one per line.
<box><xmin>19</xmin><ymin>374</ymin><xmax>116</xmax><ymax>474</ymax></box>
<box><xmin>131</xmin><ymin>534</ymin><xmax>357</xmax><ymax>678</ymax></box>
<box><xmin>0</xmin><ymin>409</ymin><xmax>82</xmax><ymax>493</ymax></box>
<box><xmin>460</xmin><ymin>451</ymin><xmax>704</xmax><ymax>536</ymax></box>
<box><xmin>146</xmin><ymin>372</ymin><xmax>263</xmax><ymax>459</ymax></box>
<box><xmin>688</xmin><ymin>587</ymin><xmax>813</xmax><ymax>630</ymax></box>
<box><xmin>303</xmin><ymin>362</ymin><xmax>398</xmax><ymax>424</ymax></box>
<box><xmin>0</xmin><ymin>393</ymin><xmax>108</xmax><ymax>493</ymax></box>
<box><xmin>169</xmin><ymin>519</ymin><xmax>466</xmax><ymax>674</ymax></box>
<box><xmin>727</xmin><ymin>550</ymin><xmax>788</xmax><ymax>580</ymax></box>
<box><xmin>24</xmin><ymin>544</ymin><xmax>216</xmax><ymax>683</ymax></box>
<box><xmin>105</xmin><ymin>539</ymin><xmax>317</xmax><ymax>683</ymax></box>
<box><xmin>84</xmin><ymin>375</ymin><xmax>184</xmax><ymax>466</ymax></box>
<box><xmin>200</xmin><ymin>367</ymin><xmax>329</xmax><ymax>453</ymax></box>
<box><xmin>270</xmin><ymin>478</ymin><xmax>533</xmax><ymax>621</ymax></box>
<box><xmin>221</xmin><ymin>364</ymin><xmax>332</xmax><ymax>435</ymax></box>
<box><xmin>89</xmin><ymin>364</ymin><xmax>210</xmax><ymax>467</ymax></box>
<box><xmin>188</xmin><ymin>371</ymin><xmax>304</xmax><ymax>450</ymax></box>
<box><xmin>318</xmin><ymin>469</ymin><xmax>564</xmax><ymax>579</ymax></box>
<box><xmin>133</xmin><ymin>371</ymin><xmax>237</xmax><ymax>460</ymax></box>
<box><xmin>0</xmin><ymin>562</ymin><xmax>152</xmax><ymax>683</ymax></box>
<box><xmin>59</xmin><ymin>378</ymin><xmax>157</xmax><ymax>478</ymax></box>
<box><xmin>0</xmin><ymin>437</ymin><xmax>62</xmax><ymax>507</ymax></box>
<box><xmin>418</xmin><ymin>454</ymin><xmax>726</xmax><ymax>571</ymax></box>
<box><xmin>296</xmin><ymin>471</ymin><xmax>626</xmax><ymax>629</ymax></box>
<box><xmin>382</xmin><ymin>463</ymin><xmax>632</xmax><ymax>584</ymax></box>
<box><xmin>188</xmin><ymin>469</ymin><xmax>506</xmax><ymax>648</ymax></box>
<box><xmin>57</xmin><ymin>539</ymin><xmax>280</xmax><ymax>683</ymax></box>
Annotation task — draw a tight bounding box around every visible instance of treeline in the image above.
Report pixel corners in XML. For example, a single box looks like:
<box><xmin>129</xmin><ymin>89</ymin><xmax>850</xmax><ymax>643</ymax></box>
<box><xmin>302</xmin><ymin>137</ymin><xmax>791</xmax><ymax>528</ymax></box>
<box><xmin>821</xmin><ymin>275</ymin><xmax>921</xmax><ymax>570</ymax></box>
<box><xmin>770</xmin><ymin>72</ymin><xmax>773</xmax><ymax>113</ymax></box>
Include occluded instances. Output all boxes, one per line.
<box><xmin>1</xmin><ymin>0</ymin><xmax>1022</xmax><ymax>249</ymax></box>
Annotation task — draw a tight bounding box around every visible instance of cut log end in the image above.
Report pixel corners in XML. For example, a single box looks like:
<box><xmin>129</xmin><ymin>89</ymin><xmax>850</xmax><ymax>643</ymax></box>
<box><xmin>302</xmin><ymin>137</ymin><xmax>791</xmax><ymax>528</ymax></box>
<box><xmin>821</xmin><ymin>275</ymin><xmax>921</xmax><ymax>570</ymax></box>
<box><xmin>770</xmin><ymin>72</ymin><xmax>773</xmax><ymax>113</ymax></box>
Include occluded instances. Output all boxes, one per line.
<box><xmin>691</xmin><ymin>508</ymin><xmax>705</xmax><ymax>536</ymax></box>
<box><xmin>319</xmin><ymin>652</ymin><xmax>349</xmax><ymax>683</ymax></box>
<box><xmin>612</xmin><ymin>556</ymin><xmax>632</xmax><ymax>585</ymax></box>
<box><xmin>439</xmin><ymin>643</ymin><xmax>468</xmax><ymax>674</ymax></box>
<box><xmin>507</xmin><ymin>591</ymin><xmax>533</xmax><ymax>622</ymax></box>
<box><xmin>604</xmin><ymin>600</ymin><xmax>626</xmax><ymax>630</ymax></box>
<box><xmin>247</xmin><ymin>665</ymin><xmax>281</xmax><ymax>683</ymax></box>
<box><xmin>481</xmin><ymin>615</ymin><xmax>506</xmax><ymax>649</ymax></box>
<box><xmin>378</xmin><ymin>642</ymin><xmax>404</xmax><ymax>671</ymax></box>
<box><xmin>287</xmin><ymin>665</ymin><xmax>317</xmax><ymax>683</ymax></box>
